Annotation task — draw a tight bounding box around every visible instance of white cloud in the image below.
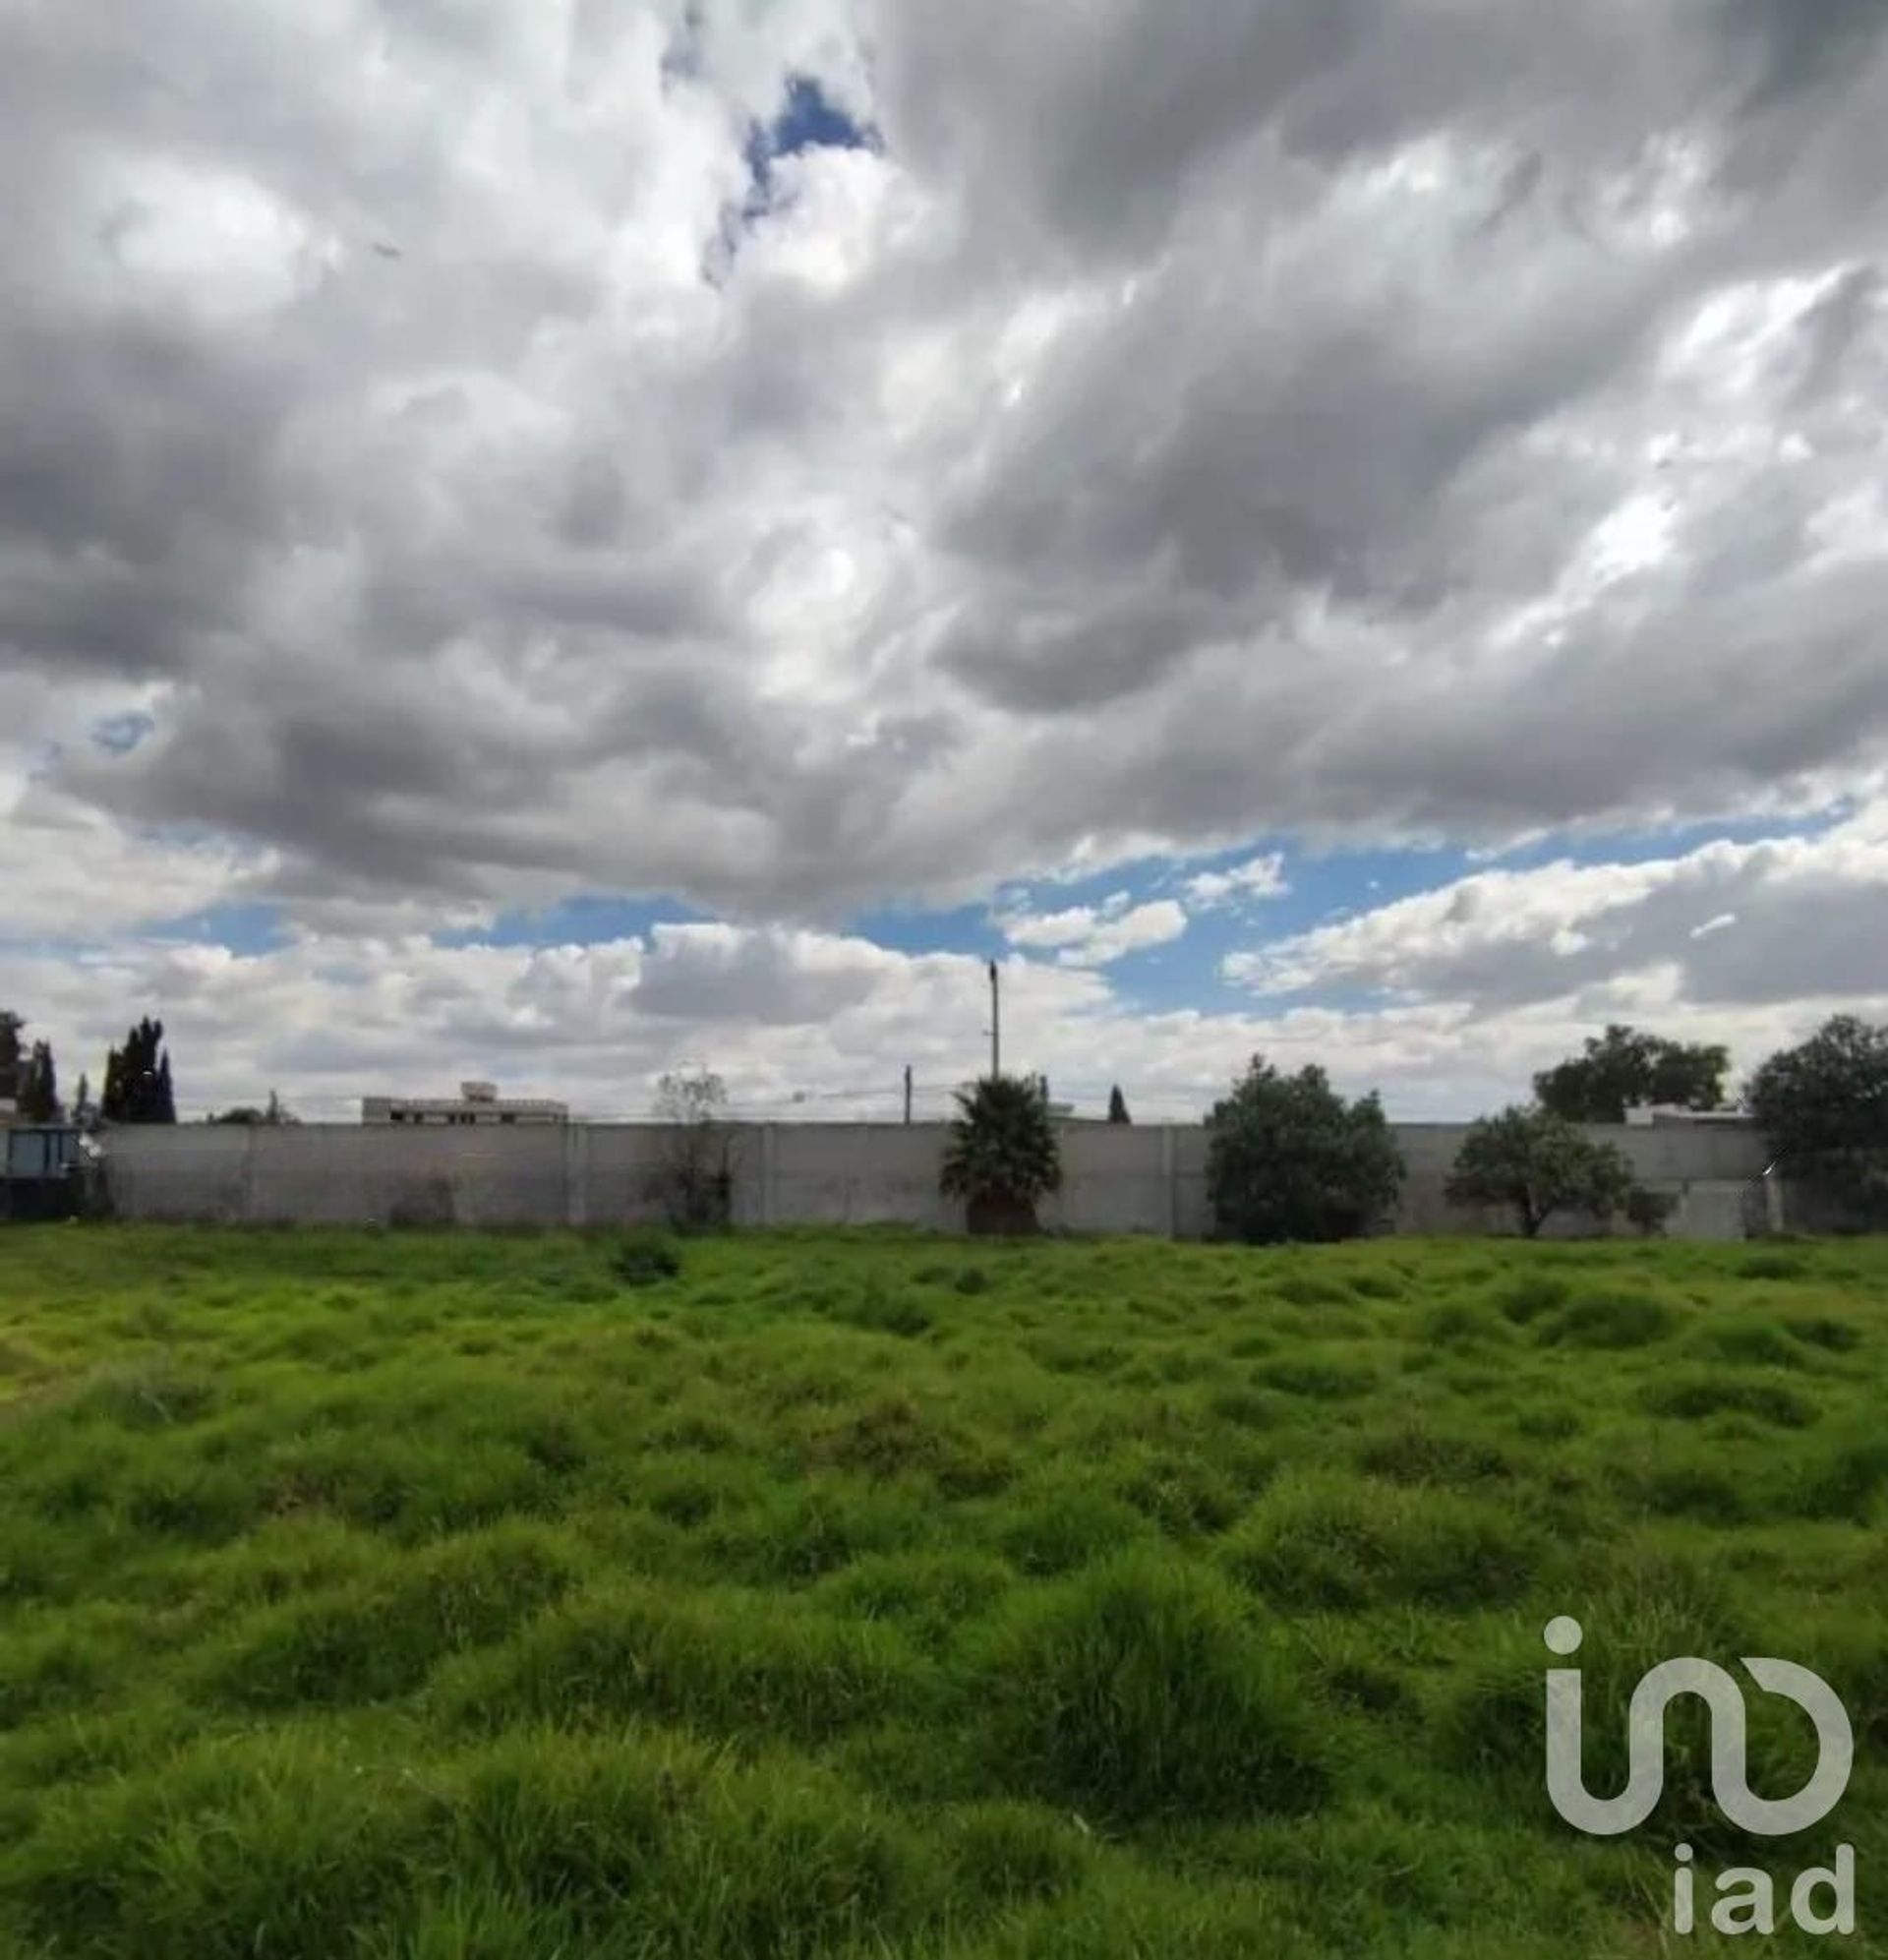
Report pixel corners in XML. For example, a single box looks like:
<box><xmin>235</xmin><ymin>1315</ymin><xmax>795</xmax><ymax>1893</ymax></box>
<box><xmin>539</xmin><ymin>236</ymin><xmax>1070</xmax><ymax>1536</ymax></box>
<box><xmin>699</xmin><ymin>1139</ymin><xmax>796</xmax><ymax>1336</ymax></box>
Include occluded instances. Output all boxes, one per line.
<box><xmin>0</xmin><ymin>775</ymin><xmax>271</xmax><ymax>939</ymax></box>
<box><xmin>9</xmin><ymin>901</ymin><xmax>1877</xmax><ymax>1128</ymax></box>
<box><xmin>1183</xmin><ymin>852</ymin><xmax>1291</xmax><ymax>909</ymax></box>
<box><xmin>1000</xmin><ymin>898</ymin><xmax>1188</xmax><ymax>967</ymax></box>
<box><xmin>1224</xmin><ymin>800</ymin><xmax>1888</xmax><ymax>1009</ymax></box>
<box><xmin>1000</xmin><ymin>906</ymin><xmax>1100</xmax><ymax>951</ymax></box>
<box><xmin>8</xmin><ymin>0</ymin><xmax>1888</xmax><ymax>1114</ymax></box>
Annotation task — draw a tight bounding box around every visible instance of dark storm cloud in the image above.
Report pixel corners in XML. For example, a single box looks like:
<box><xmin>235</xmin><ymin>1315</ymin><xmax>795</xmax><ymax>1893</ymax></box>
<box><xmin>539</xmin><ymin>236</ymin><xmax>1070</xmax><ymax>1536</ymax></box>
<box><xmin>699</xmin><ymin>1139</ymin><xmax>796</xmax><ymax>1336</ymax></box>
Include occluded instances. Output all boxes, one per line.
<box><xmin>0</xmin><ymin>310</ymin><xmax>291</xmax><ymax>678</ymax></box>
<box><xmin>871</xmin><ymin>0</ymin><xmax>1380</xmax><ymax>257</ymax></box>
<box><xmin>5</xmin><ymin>0</ymin><xmax>1888</xmax><ymax>927</ymax></box>
<box><xmin>629</xmin><ymin>924</ymin><xmax>886</xmax><ymax>1024</ymax></box>
<box><xmin>1726</xmin><ymin>0</ymin><xmax>1888</xmax><ymax>117</ymax></box>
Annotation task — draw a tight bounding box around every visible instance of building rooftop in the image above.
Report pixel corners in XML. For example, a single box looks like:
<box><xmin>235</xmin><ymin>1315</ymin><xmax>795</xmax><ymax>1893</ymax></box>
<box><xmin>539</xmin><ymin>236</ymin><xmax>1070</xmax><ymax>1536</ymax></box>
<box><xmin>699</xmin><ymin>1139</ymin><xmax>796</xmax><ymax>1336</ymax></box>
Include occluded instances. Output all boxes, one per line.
<box><xmin>362</xmin><ymin>1083</ymin><xmax>568</xmax><ymax>1123</ymax></box>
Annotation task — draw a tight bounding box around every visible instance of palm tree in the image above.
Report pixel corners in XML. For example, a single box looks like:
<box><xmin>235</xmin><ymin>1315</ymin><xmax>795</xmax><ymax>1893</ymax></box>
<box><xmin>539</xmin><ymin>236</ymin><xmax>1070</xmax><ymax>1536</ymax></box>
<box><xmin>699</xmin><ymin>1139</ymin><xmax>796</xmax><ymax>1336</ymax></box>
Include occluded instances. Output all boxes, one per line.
<box><xmin>939</xmin><ymin>1074</ymin><xmax>1063</xmax><ymax>1234</ymax></box>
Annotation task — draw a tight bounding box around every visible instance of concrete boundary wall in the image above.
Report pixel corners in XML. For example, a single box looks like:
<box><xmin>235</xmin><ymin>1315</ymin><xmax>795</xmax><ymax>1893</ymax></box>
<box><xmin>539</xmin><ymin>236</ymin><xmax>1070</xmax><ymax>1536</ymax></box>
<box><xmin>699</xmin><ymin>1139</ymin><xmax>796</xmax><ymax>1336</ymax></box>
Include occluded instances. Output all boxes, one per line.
<box><xmin>99</xmin><ymin>1119</ymin><xmax>1779</xmax><ymax>1240</ymax></box>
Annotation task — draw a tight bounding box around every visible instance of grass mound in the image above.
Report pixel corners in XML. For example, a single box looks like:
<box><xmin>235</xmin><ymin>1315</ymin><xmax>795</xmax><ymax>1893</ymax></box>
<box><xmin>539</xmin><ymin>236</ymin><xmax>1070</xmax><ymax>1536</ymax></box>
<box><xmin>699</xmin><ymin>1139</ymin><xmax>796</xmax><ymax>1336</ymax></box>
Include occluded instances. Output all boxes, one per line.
<box><xmin>1535</xmin><ymin>1288</ymin><xmax>1677</xmax><ymax>1349</ymax></box>
<box><xmin>203</xmin><ymin>1521</ymin><xmax>580</xmax><ymax>1709</ymax></box>
<box><xmin>439</xmin><ymin>1578</ymin><xmax>924</xmax><ymax>1745</ymax></box>
<box><xmin>1640</xmin><ymin>1370</ymin><xmax>1819</xmax><ymax>1429</ymax></box>
<box><xmin>969</xmin><ymin>1550</ymin><xmax>1326</xmax><ymax>1824</ymax></box>
<box><xmin>2</xmin><ymin>1224</ymin><xmax>1885</xmax><ymax>1954</ymax></box>
<box><xmin>1222</xmin><ymin>1473</ymin><xmax>1538</xmax><ymax>1611</ymax></box>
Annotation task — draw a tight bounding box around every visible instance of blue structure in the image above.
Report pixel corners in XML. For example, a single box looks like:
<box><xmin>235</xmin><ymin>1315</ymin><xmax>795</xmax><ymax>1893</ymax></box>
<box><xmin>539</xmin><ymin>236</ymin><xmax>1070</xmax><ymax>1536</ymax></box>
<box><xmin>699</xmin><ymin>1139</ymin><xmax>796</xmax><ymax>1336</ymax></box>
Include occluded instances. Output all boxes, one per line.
<box><xmin>0</xmin><ymin>1126</ymin><xmax>91</xmax><ymax>1221</ymax></box>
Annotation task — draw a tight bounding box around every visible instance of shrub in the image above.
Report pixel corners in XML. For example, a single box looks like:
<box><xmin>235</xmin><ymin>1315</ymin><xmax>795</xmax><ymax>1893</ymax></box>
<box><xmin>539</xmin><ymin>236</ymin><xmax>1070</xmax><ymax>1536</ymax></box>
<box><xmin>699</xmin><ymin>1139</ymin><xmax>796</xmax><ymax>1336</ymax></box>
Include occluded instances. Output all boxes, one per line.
<box><xmin>1205</xmin><ymin>1057</ymin><xmax>1403</xmax><ymax>1244</ymax></box>
<box><xmin>939</xmin><ymin>1076</ymin><xmax>1062</xmax><ymax>1235</ymax></box>
<box><xmin>1624</xmin><ymin>1185</ymin><xmax>1679</xmax><ymax>1237</ymax></box>
<box><xmin>645</xmin><ymin>1069</ymin><xmax>737</xmax><ymax>1231</ymax></box>
<box><xmin>612</xmin><ymin>1229</ymin><xmax>682</xmax><ymax>1288</ymax></box>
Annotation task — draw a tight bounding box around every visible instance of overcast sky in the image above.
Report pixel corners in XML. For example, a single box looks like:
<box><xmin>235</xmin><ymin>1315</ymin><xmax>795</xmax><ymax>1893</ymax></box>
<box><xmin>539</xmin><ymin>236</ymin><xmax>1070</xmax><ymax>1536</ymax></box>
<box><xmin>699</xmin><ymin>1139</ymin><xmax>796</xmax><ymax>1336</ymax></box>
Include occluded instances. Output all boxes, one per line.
<box><xmin>4</xmin><ymin>0</ymin><xmax>1887</xmax><ymax>1120</ymax></box>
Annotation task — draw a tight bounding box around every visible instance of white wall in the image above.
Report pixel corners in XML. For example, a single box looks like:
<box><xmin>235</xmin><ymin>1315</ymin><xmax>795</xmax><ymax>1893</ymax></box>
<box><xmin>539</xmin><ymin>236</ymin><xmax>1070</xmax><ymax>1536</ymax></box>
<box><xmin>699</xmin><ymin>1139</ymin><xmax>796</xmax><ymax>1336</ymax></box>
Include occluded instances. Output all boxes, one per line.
<box><xmin>98</xmin><ymin>1117</ymin><xmax>1777</xmax><ymax>1239</ymax></box>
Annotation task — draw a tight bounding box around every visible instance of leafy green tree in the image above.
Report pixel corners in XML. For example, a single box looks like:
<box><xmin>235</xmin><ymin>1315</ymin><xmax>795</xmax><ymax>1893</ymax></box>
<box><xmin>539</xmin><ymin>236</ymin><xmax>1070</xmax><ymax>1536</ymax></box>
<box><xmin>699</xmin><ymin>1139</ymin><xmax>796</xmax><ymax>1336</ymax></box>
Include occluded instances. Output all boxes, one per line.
<box><xmin>1107</xmin><ymin>1085</ymin><xmax>1132</xmax><ymax>1125</ymax></box>
<box><xmin>18</xmin><ymin>1040</ymin><xmax>60</xmax><ymax>1123</ymax></box>
<box><xmin>1747</xmin><ymin>1015</ymin><xmax>1888</xmax><ymax>1218</ymax></box>
<box><xmin>101</xmin><ymin>1018</ymin><xmax>177</xmax><ymax>1124</ymax></box>
<box><xmin>940</xmin><ymin>1074</ymin><xmax>1063</xmax><ymax>1233</ymax></box>
<box><xmin>1205</xmin><ymin>1057</ymin><xmax>1403</xmax><ymax>1244</ymax></box>
<box><xmin>1534</xmin><ymin>1024</ymin><xmax>1730</xmax><ymax>1123</ymax></box>
<box><xmin>72</xmin><ymin>1073</ymin><xmax>96</xmax><ymax>1131</ymax></box>
<box><xmin>1446</xmin><ymin>1106</ymin><xmax>1636</xmax><ymax>1238</ymax></box>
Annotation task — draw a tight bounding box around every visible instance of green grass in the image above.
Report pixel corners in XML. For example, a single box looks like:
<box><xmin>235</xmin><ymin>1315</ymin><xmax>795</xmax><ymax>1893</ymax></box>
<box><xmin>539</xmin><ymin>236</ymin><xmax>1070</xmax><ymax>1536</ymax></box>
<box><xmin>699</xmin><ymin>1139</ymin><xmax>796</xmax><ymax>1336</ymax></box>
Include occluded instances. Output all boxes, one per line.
<box><xmin>1</xmin><ymin>1225</ymin><xmax>1884</xmax><ymax>1956</ymax></box>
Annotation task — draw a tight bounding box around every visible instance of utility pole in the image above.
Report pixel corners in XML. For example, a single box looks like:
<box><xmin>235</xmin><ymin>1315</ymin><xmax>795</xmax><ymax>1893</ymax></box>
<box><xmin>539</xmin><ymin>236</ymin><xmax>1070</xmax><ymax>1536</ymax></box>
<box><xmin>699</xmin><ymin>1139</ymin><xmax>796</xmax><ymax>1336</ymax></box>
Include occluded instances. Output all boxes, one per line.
<box><xmin>903</xmin><ymin>1064</ymin><xmax>913</xmax><ymax>1125</ymax></box>
<box><xmin>987</xmin><ymin>961</ymin><xmax>1001</xmax><ymax>1079</ymax></box>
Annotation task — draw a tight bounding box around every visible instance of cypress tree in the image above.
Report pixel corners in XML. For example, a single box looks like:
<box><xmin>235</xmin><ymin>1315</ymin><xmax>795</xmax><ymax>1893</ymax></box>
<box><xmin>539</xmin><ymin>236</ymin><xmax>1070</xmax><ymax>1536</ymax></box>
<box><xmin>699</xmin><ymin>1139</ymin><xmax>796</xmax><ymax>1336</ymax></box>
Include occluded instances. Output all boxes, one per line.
<box><xmin>101</xmin><ymin>1018</ymin><xmax>177</xmax><ymax>1123</ymax></box>
<box><xmin>19</xmin><ymin>1041</ymin><xmax>59</xmax><ymax>1123</ymax></box>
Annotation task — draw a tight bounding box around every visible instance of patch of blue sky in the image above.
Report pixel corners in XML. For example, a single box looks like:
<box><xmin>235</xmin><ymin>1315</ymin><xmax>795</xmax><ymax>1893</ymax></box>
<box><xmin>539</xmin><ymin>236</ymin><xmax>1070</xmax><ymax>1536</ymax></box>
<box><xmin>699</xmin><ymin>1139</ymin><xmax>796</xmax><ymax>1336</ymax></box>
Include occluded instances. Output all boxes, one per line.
<box><xmin>709</xmin><ymin>74</ymin><xmax>881</xmax><ymax>281</ymax></box>
<box><xmin>848</xmin><ymin>899</ymin><xmax>1003</xmax><ymax>961</ymax></box>
<box><xmin>146</xmin><ymin>902</ymin><xmax>291</xmax><ymax>956</ymax></box>
<box><xmin>89</xmin><ymin>711</ymin><xmax>155</xmax><ymax>755</ymax></box>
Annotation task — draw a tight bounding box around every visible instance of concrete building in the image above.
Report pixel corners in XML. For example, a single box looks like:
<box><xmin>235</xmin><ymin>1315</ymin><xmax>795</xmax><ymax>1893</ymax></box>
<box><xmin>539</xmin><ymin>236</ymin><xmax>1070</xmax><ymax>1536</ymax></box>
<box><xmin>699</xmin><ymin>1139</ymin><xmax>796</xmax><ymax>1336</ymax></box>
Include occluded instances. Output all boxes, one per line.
<box><xmin>362</xmin><ymin>1080</ymin><xmax>568</xmax><ymax>1127</ymax></box>
<box><xmin>1623</xmin><ymin>1103</ymin><xmax>1755</xmax><ymax>1128</ymax></box>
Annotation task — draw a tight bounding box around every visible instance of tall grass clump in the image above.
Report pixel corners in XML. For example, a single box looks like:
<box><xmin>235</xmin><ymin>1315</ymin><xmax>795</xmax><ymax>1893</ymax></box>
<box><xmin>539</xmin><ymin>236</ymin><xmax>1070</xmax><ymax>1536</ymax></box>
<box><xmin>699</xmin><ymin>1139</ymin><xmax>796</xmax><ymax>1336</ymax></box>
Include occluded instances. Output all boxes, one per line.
<box><xmin>968</xmin><ymin>1550</ymin><xmax>1326</xmax><ymax>1824</ymax></box>
<box><xmin>3</xmin><ymin>1224</ymin><xmax>1887</xmax><ymax>1956</ymax></box>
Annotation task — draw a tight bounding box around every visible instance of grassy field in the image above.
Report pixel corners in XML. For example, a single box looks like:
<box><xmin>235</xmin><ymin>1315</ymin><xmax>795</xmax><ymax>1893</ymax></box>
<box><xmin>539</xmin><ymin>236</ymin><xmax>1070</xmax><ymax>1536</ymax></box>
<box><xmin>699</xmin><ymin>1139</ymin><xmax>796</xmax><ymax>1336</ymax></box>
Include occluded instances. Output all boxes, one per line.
<box><xmin>0</xmin><ymin>1226</ymin><xmax>1884</xmax><ymax>1958</ymax></box>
